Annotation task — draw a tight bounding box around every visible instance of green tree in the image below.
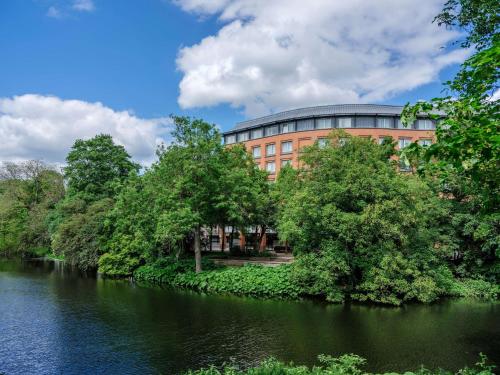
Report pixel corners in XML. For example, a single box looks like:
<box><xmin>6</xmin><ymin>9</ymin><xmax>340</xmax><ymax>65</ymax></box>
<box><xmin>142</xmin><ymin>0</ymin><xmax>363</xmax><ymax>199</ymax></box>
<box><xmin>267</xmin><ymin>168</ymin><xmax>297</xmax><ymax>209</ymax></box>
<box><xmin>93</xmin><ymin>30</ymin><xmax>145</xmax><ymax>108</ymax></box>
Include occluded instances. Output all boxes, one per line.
<box><xmin>277</xmin><ymin>132</ymin><xmax>453</xmax><ymax>304</ymax></box>
<box><xmin>401</xmin><ymin>0</ymin><xmax>499</xmax><ymax>279</ymax></box>
<box><xmin>64</xmin><ymin>134</ymin><xmax>139</xmax><ymax>201</ymax></box>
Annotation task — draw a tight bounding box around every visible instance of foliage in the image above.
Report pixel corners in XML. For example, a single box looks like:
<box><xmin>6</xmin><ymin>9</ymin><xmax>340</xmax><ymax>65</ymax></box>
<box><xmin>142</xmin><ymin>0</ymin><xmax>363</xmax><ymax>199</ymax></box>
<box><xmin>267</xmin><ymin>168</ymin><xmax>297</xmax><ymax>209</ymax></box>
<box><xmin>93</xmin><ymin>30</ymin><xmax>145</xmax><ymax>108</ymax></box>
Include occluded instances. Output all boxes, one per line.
<box><xmin>401</xmin><ymin>1</ymin><xmax>499</xmax><ymax>281</ymax></box>
<box><xmin>184</xmin><ymin>354</ymin><xmax>495</xmax><ymax>375</ymax></box>
<box><xmin>134</xmin><ymin>260</ymin><xmax>301</xmax><ymax>299</ymax></box>
<box><xmin>64</xmin><ymin>134</ymin><xmax>139</xmax><ymax>201</ymax></box>
<box><xmin>51</xmin><ymin>198</ymin><xmax>114</xmax><ymax>270</ymax></box>
<box><xmin>449</xmin><ymin>278</ymin><xmax>499</xmax><ymax>301</ymax></box>
<box><xmin>0</xmin><ymin>161</ymin><xmax>64</xmax><ymax>257</ymax></box>
<box><xmin>275</xmin><ymin>133</ymin><xmax>455</xmax><ymax>304</ymax></box>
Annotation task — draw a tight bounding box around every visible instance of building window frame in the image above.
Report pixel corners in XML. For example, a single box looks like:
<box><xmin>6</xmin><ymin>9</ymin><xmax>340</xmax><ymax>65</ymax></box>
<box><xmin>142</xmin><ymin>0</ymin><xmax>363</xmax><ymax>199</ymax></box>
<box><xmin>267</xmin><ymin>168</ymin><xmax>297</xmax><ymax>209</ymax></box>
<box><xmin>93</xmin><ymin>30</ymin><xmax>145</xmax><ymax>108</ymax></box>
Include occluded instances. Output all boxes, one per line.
<box><xmin>251</xmin><ymin>128</ymin><xmax>263</xmax><ymax>139</ymax></box>
<box><xmin>281</xmin><ymin>140</ymin><xmax>293</xmax><ymax>154</ymax></box>
<box><xmin>266</xmin><ymin>161</ymin><xmax>276</xmax><ymax>174</ymax></box>
<box><xmin>252</xmin><ymin>146</ymin><xmax>261</xmax><ymax>158</ymax></box>
<box><xmin>281</xmin><ymin>159</ymin><xmax>292</xmax><ymax>167</ymax></box>
<box><xmin>338</xmin><ymin>117</ymin><xmax>352</xmax><ymax>128</ymax></box>
<box><xmin>398</xmin><ymin>137</ymin><xmax>412</xmax><ymax>149</ymax></box>
<box><xmin>265</xmin><ymin>143</ymin><xmax>276</xmax><ymax>157</ymax></box>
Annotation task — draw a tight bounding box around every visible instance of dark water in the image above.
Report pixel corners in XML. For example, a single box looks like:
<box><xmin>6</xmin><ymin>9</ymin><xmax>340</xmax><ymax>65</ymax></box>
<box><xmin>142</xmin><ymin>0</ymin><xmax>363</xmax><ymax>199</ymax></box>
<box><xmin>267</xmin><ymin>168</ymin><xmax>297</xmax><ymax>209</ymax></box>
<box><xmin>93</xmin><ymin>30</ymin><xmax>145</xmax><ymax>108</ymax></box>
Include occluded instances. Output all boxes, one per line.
<box><xmin>0</xmin><ymin>259</ymin><xmax>498</xmax><ymax>375</ymax></box>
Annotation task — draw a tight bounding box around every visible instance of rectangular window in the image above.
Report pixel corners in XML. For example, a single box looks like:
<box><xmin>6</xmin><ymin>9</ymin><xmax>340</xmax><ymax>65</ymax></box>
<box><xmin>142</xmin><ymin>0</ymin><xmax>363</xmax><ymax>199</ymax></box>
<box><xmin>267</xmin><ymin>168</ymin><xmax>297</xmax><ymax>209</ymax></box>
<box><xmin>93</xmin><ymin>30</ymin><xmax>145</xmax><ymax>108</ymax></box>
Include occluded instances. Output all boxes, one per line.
<box><xmin>280</xmin><ymin>122</ymin><xmax>294</xmax><ymax>133</ymax></box>
<box><xmin>265</xmin><ymin>125</ymin><xmax>279</xmax><ymax>137</ymax></box>
<box><xmin>316</xmin><ymin>118</ymin><xmax>333</xmax><ymax>129</ymax></box>
<box><xmin>339</xmin><ymin>137</ymin><xmax>348</xmax><ymax>146</ymax></box>
<box><xmin>237</xmin><ymin>132</ymin><xmax>249</xmax><ymax>142</ymax></box>
<box><xmin>251</xmin><ymin>128</ymin><xmax>263</xmax><ymax>139</ymax></box>
<box><xmin>356</xmin><ymin>117</ymin><xmax>375</xmax><ymax>128</ymax></box>
<box><xmin>398</xmin><ymin>137</ymin><xmax>412</xmax><ymax>149</ymax></box>
<box><xmin>225</xmin><ymin>134</ymin><xmax>236</xmax><ymax>144</ymax></box>
<box><xmin>266</xmin><ymin>143</ymin><xmax>275</xmax><ymax>156</ymax></box>
<box><xmin>419</xmin><ymin>139</ymin><xmax>432</xmax><ymax>147</ymax></box>
<box><xmin>252</xmin><ymin>146</ymin><xmax>261</xmax><ymax>158</ymax></box>
<box><xmin>396</xmin><ymin>118</ymin><xmax>413</xmax><ymax>129</ymax></box>
<box><xmin>417</xmin><ymin>119</ymin><xmax>434</xmax><ymax>130</ymax></box>
<box><xmin>296</xmin><ymin>119</ymin><xmax>315</xmax><ymax>131</ymax></box>
<box><xmin>338</xmin><ymin>118</ymin><xmax>352</xmax><ymax>128</ymax></box>
<box><xmin>266</xmin><ymin>161</ymin><xmax>276</xmax><ymax>174</ymax></box>
<box><xmin>377</xmin><ymin>118</ymin><xmax>392</xmax><ymax>129</ymax></box>
<box><xmin>281</xmin><ymin>141</ymin><xmax>293</xmax><ymax>154</ymax></box>
<box><xmin>317</xmin><ymin>138</ymin><xmax>329</xmax><ymax>148</ymax></box>
<box><xmin>281</xmin><ymin>159</ymin><xmax>292</xmax><ymax>167</ymax></box>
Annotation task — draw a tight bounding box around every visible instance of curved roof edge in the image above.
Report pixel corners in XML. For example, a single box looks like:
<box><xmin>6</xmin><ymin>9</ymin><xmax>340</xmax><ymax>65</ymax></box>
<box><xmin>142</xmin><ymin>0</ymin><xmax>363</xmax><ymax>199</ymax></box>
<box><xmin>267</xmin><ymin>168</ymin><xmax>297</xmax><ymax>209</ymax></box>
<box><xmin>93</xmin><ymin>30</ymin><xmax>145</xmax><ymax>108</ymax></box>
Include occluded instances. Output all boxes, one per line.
<box><xmin>226</xmin><ymin>104</ymin><xmax>427</xmax><ymax>133</ymax></box>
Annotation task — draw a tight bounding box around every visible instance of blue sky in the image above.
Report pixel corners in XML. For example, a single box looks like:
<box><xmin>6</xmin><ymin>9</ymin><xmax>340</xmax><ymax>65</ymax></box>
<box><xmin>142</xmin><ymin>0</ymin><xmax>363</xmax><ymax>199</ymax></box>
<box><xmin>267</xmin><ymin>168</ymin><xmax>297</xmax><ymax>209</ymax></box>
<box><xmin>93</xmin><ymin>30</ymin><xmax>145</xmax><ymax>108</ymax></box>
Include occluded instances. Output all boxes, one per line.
<box><xmin>0</xmin><ymin>0</ymin><xmax>466</xmax><ymax>164</ymax></box>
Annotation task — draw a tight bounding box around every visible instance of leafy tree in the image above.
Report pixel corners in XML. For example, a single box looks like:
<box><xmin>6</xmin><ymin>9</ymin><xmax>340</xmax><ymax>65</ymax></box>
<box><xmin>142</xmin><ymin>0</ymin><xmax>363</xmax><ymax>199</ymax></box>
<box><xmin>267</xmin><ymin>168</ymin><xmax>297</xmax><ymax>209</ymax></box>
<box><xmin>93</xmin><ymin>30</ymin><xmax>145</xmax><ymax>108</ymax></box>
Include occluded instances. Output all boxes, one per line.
<box><xmin>51</xmin><ymin>134</ymin><xmax>138</xmax><ymax>269</ymax></box>
<box><xmin>277</xmin><ymin>132</ymin><xmax>453</xmax><ymax>304</ymax></box>
<box><xmin>0</xmin><ymin>161</ymin><xmax>64</xmax><ymax>256</ymax></box>
<box><xmin>64</xmin><ymin>134</ymin><xmax>139</xmax><ymax>201</ymax></box>
<box><xmin>402</xmin><ymin>0</ymin><xmax>499</xmax><ymax>279</ymax></box>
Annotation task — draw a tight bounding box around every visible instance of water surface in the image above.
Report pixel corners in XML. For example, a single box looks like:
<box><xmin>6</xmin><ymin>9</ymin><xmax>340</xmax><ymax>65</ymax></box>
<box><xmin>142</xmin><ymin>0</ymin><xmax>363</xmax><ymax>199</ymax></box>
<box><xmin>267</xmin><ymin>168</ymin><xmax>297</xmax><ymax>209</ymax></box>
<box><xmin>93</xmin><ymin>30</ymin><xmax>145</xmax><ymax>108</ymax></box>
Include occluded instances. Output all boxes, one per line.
<box><xmin>0</xmin><ymin>259</ymin><xmax>498</xmax><ymax>374</ymax></box>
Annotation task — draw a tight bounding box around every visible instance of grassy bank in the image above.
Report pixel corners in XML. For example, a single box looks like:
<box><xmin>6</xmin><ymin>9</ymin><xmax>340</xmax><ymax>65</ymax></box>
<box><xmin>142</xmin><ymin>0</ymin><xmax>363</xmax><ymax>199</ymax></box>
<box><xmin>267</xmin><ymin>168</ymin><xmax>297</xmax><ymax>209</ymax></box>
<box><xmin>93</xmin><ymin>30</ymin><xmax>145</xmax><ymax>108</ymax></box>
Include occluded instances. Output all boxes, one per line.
<box><xmin>134</xmin><ymin>258</ymin><xmax>301</xmax><ymax>299</ymax></box>
<box><xmin>184</xmin><ymin>353</ymin><xmax>495</xmax><ymax>375</ymax></box>
<box><xmin>133</xmin><ymin>257</ymin><xmax>498</xmax><ymax>304</ymax></box>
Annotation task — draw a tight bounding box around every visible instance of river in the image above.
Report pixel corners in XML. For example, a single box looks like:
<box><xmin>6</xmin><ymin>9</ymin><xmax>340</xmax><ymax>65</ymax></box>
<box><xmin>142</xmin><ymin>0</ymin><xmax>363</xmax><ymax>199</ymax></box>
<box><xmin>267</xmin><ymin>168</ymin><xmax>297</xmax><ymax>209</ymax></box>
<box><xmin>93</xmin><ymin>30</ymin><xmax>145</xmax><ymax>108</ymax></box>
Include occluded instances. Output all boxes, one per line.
<box><xmin>0</xmin><ymin>259</ymin><xmax>498</xmax><ymax>374</ymax></box>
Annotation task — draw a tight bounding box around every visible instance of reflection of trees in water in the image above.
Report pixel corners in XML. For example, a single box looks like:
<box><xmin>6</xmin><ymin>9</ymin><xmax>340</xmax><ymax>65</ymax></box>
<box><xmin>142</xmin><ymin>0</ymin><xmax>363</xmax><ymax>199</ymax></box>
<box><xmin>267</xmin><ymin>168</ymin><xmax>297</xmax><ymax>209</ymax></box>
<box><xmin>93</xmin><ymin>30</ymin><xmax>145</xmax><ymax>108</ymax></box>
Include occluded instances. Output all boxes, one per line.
<box><xmin>15</xmin><ymin>260</ymin><xmax>500</xmax><ymax>374</ymax></box>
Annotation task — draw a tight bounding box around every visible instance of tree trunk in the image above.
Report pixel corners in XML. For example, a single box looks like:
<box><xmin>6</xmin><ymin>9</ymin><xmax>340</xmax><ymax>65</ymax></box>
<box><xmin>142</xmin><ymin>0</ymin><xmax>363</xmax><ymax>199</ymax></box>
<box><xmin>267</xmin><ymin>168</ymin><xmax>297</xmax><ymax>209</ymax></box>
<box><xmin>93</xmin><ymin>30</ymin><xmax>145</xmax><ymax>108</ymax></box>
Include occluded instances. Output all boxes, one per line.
<box><xmin>259</xmin><ymin>225</ymin><xmax>267</xmax><ymax>253</ymax></box>
<box><xmin>229</xmin><ymin>225</ymin><xmax>235</xmax><ymax>250</ymax></box>
<box><xmin>209</xmin><ymin>225</ymin><xmax>213</xmax><ymax>252</ymax></box>
<box><xmin>194</xmin><ymin>225</ymin><xmax>202</xmax><ymax>273</ymax></box>
<box><xmin>220</xmin><ymin>225</ymin><xmax>225</xmax><ymax>253</ymax></box>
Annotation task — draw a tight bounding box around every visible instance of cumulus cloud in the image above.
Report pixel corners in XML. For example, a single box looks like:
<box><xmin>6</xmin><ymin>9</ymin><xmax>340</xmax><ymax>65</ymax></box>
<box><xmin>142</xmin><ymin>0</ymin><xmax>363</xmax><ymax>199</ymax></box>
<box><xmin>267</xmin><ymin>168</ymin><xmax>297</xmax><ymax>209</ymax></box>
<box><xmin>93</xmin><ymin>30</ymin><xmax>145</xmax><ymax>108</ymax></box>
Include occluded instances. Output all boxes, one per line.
<box><xmin>0</xmin><ymin>95</ymin><xmax>171</xmax><ymax>166</ymax></box>
<box><xmin>46</xmin><ymin>6</ymin><xmax>62</xmax><ymax>18</ymax></box>
<box><xmin>175</xmin><ymin>0</ymin><xmax>469</xmax><ymax>117</ymax></box>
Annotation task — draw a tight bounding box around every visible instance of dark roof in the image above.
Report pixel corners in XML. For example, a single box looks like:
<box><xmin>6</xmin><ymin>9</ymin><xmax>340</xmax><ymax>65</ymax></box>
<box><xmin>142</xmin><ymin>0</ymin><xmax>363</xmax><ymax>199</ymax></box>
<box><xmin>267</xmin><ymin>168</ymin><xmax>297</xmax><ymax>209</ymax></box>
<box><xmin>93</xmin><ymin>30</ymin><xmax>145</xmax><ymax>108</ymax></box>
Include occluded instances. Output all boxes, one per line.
<box><xmin>226</xmin><ymin>104</ymin><xmax>406</xmax><ymax>133</ymax></box>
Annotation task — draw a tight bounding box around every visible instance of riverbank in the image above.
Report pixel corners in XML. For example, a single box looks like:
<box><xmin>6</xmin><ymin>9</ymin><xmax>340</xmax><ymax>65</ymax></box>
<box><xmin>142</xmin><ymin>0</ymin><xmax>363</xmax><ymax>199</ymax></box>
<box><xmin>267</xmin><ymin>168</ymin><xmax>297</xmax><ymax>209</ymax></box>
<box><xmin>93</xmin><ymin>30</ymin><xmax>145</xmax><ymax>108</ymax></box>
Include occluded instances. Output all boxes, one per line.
<box><xmin>133</xmin><ymin>257</ymin><xmax>499</xmax><ymax>305</ymax></box>
<box><xmin>184</xmin><ymin>354</ymin><xmax>495</xmax><ymax>375</ymax></box>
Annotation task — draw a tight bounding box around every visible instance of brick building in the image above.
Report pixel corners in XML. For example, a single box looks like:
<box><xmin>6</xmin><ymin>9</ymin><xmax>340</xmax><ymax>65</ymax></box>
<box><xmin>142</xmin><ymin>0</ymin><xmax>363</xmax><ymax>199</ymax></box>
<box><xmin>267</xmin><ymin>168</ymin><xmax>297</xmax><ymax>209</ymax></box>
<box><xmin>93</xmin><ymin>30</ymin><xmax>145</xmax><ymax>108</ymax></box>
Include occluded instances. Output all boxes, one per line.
<box><xmin>223</xmin><ymin>104</ymin><xmax>435</xmax><ymax>180</ymax></box>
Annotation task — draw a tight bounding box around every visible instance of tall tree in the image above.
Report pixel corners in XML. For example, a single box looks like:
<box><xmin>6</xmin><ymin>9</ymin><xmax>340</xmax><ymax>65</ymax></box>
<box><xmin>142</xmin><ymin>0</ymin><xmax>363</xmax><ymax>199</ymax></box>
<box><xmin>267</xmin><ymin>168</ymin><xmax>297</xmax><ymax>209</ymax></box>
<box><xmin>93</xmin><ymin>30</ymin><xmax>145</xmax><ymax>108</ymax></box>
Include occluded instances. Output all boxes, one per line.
<box><xmin>64</xmin><ymin>134</ymin><xmax>139</xmax><ymax>201</ymax></box>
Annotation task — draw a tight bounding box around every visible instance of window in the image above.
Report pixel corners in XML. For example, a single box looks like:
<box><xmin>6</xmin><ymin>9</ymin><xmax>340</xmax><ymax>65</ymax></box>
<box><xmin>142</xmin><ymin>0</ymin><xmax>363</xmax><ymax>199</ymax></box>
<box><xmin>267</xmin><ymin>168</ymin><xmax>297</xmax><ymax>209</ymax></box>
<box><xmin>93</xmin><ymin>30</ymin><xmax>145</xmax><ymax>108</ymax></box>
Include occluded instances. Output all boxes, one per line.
<box><xmin>281</xmin><ymin>159</ymin><xmax>292</xmax><ymax>167</ymax></box>
<box><xmin>251</xmin><ymin>128</ymin><xmax>263</xmax><ymax>139</ymax></box>
<box><xmin>296</xmin><ymin>119</ymin><xmax>315</xmax><ymax>131</ymax></box>
<box><xmin>378</xmin><ymin>136</ymin><xmax>392</xmax><ymax>145</ymax></box>
<box><xmin>396</xmin><ymin>118</ymin><xmax>413</xmax><ymax>129</ymax></box>
<box><xmin>338</xmin><ymin>118</ymin><xmax>352</xmax><ymax>128</ymax></box>
<box><xmin>419</xmin><ymin>139</ymin><xmax>432</xmax><ymax>147</ymax></box>
<box><xmin>280</xmin><ymin>122</ymin><xmax>294</xmax><ymax>133</ymax></box>
<box><xmin>225</xmin><ymin>134</ymin><xmax>236</xmax><ymax>144</ymax></box>
<box><xmin>356</xmin><ymin>117</ymin><xmax>375</xmax><ymax>128</ymax></box>
<box><xmin>266</xmin><ymin>143</ymin><xmax>276</xmax><ymax>156</ymax></box>
<box><xmin>316</xmin><ymin>118</ymin><xmax>333</xmax><ymax>129</ymax></box>
<box><xmin>265</xmin><ymin>125</ymin><xmax>279</xmax><ymax>137</ymax></box>
<box><xmin>417</xmin><ymin>119</ymin><xmax>434</xmax><ymax>130</ymax></box>
<box><xmin>339</xmin><ymin>137</ymin><xmax>348</xmax><ymax>146</ymax></box>
<box><xmin>377</xmin><ymin>118</ymin><xmax>392</xmax><ymax>129</ymax></box>
<box><xmin>252</xmin><ymin>146</ymin><xmax>261</xmax><ymax>158</ymax></box>
<box><xmin>281</xmin><ymin>141</ymin><xmax>293</xmax><ymax>154</ymax></box>
<box><xmin>266</xmin><ymin>161</ymin><xmax>276</xmax><ymax>174</ymax></box>
<box><xmin>317</xmin><ymin>138</ymin><xmax>329</xmax><ymax>148</ymax></box>
<box><xmin>237</xmin><ymin>132</ymin><xmax>249</xmax><ymax>142</ymax></box>
<box><xmin>398</xmin><ymin>137</ymin><xmax>412</xmax><ymax>149</ymax></box>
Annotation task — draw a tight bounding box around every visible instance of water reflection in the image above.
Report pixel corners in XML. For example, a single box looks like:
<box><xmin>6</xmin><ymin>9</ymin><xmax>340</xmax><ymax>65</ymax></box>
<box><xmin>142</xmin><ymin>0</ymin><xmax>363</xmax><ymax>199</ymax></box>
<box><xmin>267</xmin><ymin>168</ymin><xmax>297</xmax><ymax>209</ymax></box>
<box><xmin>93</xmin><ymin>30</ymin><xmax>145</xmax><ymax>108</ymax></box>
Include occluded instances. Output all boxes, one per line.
<box><xmin>1</xmin><ymin>259</ymin><xmax>498</xmax><ymax>375</ymax></box>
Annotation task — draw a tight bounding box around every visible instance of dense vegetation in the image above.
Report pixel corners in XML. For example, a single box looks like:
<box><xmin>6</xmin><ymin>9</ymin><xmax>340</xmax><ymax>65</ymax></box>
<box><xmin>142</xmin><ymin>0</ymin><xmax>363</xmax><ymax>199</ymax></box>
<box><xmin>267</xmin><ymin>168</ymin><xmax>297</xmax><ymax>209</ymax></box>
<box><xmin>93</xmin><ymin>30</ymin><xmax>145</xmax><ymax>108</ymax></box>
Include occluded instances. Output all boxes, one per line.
<box><xmin>0</xmin><ymin>0</ymin><xmax>497</xmax><ymax>305</ymax></box>
<box><xmin>184</xmin><ymin>354</ymin><xmax>495</xmax><ymax>375</ymax></box>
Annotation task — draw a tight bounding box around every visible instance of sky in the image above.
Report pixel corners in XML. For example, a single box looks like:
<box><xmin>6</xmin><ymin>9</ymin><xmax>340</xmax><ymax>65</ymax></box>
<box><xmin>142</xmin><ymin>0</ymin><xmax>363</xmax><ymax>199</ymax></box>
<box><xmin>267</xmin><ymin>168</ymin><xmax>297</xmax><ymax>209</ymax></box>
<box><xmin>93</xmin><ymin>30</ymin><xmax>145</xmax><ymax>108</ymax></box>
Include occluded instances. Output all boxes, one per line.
<box><xmin>0</xmin><ymin>0</ymin><xmax>468</xmax><ymax>165</ymax></box>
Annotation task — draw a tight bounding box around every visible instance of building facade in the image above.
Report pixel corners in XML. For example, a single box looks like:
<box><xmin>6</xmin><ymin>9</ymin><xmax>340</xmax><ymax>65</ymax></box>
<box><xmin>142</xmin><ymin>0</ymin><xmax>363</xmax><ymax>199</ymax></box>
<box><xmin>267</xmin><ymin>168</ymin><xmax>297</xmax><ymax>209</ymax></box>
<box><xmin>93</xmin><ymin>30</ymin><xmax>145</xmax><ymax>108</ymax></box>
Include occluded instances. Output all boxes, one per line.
<box><xmin>223</xmin><ymin>104</ymin><xmax>436</xmax><ymax>179</ymax></box>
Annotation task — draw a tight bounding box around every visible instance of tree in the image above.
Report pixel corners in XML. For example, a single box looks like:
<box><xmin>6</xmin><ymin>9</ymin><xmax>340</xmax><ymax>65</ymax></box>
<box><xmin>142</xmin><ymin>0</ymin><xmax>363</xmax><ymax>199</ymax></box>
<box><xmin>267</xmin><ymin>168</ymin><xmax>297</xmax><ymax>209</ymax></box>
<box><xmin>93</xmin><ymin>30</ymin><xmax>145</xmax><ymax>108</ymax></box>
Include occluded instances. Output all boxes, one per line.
<box><xmin>401</xmin><ymin>0</ymin><xmax>499</xmax><ymax>279</ymax></box>
<box><xmin>0</xmin><ymin>161</ymin><xmax>64</xmax><ymax>257</ymax></box>
<box><xmin>64</xmin><ymin>134</ymin><xmax>139</xmax><ymax>201</ymax></box>
<box><xmin>51</xmin><ymin>134</ymin><xmax>138</xmax><ymax>269</ymax></box>
<box><xmin>277</xmin><ymin>132</ymin><xmax>453</xmax><ymax>304</ymax></box>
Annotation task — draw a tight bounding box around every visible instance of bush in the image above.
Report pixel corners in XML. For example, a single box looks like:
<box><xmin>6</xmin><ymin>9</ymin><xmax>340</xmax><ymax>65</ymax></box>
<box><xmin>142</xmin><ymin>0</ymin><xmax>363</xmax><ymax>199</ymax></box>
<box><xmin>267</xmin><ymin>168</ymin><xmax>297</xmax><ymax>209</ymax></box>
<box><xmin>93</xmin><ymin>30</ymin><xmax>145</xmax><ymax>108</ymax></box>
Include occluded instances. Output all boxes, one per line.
<box><xmin>450</xmin><ymin>279</ymin><xmax>499</xmax><ymax>301</ymax></box>
<box><xmin>184</xmin><ymin>353</ymin><xmax>495</xmax><ymax>375</ymax></box>
<box><xmin>134</xmin><ymin>259</ymin><xmax>302</xmax><ymax>299</ymax></box>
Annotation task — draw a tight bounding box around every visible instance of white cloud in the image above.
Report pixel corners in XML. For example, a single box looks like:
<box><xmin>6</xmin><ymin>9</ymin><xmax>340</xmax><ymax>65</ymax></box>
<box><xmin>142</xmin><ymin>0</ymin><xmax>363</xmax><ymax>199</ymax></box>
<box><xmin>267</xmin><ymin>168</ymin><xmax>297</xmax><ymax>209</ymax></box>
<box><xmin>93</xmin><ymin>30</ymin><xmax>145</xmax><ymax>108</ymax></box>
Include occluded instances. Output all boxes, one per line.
<box><xmin>46</xmin><ymin>6</ymin><xmax>62</xmax><ymax>18</ymax></box>
<box><xmin>175</xmin><ymin>0</ymin><xmax>469</xmax><ymax>117</ymax></box>
<box><xmin>0</xmin><ymin>95</ymin><xmax>171</xmax><ymax>166</ymax></box>
<box><xmin>72</xmin><ymin>0</ymin><xmax>95</xmax><ymax>12</ymax></box>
